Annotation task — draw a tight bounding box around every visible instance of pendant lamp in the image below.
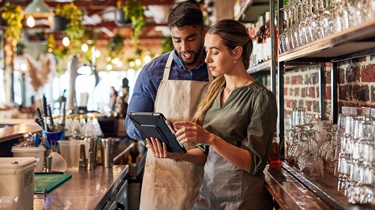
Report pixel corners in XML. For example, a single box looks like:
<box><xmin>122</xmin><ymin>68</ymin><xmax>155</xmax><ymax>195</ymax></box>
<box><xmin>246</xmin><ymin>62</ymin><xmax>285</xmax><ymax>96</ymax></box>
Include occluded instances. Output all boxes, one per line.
<box><xmin>24</xmin><ymin>0</ymin><xmax>52</xmax><ymax>18</ymax></box>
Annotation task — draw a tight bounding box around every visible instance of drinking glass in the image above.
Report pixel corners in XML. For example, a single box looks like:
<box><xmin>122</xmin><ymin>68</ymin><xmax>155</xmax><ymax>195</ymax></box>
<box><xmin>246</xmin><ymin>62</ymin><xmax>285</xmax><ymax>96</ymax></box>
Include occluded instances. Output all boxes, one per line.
<box><xmin>298</xmin><ymin>125</ymin><xmax>324</xmax><ymax>178</ymax></box>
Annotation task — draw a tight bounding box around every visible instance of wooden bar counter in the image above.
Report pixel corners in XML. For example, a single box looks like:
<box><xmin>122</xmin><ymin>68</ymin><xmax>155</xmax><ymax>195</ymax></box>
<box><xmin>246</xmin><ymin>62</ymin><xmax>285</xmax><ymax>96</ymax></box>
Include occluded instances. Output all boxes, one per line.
<box><xmin>264</xmin><ymin>162</ymin><xmax>374</xmax><ymax>210</ymax></box>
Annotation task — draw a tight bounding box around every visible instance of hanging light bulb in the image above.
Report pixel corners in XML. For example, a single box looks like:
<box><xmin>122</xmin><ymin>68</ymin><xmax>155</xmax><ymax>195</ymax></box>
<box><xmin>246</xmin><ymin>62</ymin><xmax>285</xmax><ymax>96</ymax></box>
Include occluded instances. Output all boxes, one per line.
<box><xmin>62</xmin><ymin>36</ymin><xmax>70</xmax><ymax>47</ymax></box>
<box><xmin>81</xmin><ymin>43</ymin><xmax>88</xmax><ymax>52</ymax></box>
<box><xmin>135</xmin><ymin>59</ymin><xmax>142</xmax><ymax>66</ymax></box>
<box><xmin>26</xmin><ymin>16</ymin><xmax>36</xmax><ymax>27</ymax></box>
<box><xmin>143</xmin><ymin>55</ymin><xmax>152</xmax><ymax>63</ymax></box>
<box><xmin>95</xmin><ymin>49</ymin><xmax>101</xmax><ymax>58</ymax></box>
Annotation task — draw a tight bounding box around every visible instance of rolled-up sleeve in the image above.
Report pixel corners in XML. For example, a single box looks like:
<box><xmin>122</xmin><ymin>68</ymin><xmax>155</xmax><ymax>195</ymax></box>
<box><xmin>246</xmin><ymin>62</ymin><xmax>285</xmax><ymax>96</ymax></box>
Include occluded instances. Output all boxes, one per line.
<box><xmin>246</xmin><ymin>90</ymin><xmax>277</xmax><ymax>175</ymax></box>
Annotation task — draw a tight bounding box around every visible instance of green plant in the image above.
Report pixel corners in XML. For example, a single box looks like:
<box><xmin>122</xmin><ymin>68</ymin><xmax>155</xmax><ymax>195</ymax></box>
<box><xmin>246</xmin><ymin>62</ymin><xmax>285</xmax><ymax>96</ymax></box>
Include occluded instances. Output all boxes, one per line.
<box><xmin>0</xmin><ymin>3</ymin><xmax>24</xmax><ymax>46</ymax></box>
<box><xmin>161</xmin><ymin>36</ymin><xmax>174</xmax><ymax>53</ymax></box>
<box><xmin>107</xmin><ymin>33</ymin><xmax>125</xmax><ymax>59</ymax></box>
<box><xmin>55</xmin><ymin>3</ymin><xmax>85</xmax><ymax>42</ymax></box>
<box><xmin>120</xmin><ymin>0</ymin><xmax>146</xmax><ymax>40</ymax></box>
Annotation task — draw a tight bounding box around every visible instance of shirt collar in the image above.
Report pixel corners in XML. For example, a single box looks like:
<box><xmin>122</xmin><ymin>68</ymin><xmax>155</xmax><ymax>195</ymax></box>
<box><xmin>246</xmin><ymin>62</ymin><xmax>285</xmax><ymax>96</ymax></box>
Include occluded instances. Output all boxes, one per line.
<box><xmin>172</xmin><ymin>50</ymin><xmax>207</xmax><ymax>71</ymax></box>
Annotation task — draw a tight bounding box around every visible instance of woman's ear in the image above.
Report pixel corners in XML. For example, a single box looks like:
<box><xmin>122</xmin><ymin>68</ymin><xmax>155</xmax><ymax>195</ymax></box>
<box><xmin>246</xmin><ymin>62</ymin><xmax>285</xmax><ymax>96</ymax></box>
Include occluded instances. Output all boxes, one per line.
<box><xmin>232</xmin><ymin>46</ymin><xmax>243</xmax><ymax>60</ymax></box>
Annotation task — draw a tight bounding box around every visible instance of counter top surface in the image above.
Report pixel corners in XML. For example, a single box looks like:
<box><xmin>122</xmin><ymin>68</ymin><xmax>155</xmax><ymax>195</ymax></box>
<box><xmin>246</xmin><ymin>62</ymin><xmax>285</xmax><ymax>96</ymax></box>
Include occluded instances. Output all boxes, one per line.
<box><xmin>0</xmin><ymin>121</ymin><xmax>41</xmax><ymax>143</ymax></box>
<box><xmin>264</xmin><ymin>162</ymin><xmax>374</xmax><ymax>210</ymax></box>
<box><xmin>34</xmin><ymin>165</ymin><xmax>128</xmax><ymax>210</ymax></box>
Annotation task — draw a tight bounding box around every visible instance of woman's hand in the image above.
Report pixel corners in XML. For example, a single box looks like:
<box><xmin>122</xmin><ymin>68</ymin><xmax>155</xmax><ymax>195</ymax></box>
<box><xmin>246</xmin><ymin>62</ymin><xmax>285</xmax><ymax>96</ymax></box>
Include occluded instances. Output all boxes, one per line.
<box><xmin>174</xmin><ymin>121</ymin><xmax>213</xmax><ymax>145</ymax></box>
<box><xmin>146</xmin><ymin>137</ymin><xmax>179</xmax><ymax>160</ymax></box>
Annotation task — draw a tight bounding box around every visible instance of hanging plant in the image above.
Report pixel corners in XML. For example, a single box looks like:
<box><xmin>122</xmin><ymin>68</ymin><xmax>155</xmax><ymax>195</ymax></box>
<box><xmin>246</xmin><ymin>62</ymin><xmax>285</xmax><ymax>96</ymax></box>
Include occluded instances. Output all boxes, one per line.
<box><xmin>0</xmin><ymin>3</ymin><xmax>24</xmax><ymax>47</ymax></box>
<box><xmin>107</xmin><ymin>33</ymin><xmax>125</xmax><ymax>59</ymax></box>
<box><xmin>120</xmin><ymin>0</ymin><xmax>146</xmax><ymax>40</ymax></box>
<box><xmin>54</xmin><ymin>3</ymin><xmax>85</xmax><ymax>44</ymax></box>
<box><xmin>161</xmin><ymin>36</ymin><xmax>174</xmax><ymax>53</ymax></box>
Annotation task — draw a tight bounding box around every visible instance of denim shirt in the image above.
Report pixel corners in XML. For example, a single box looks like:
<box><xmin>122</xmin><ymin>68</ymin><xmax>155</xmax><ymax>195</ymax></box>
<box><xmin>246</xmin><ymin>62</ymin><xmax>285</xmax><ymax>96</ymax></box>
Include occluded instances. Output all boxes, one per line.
<box><xmin>125</xmin><ymin>51</ymin><xmax>208</xmax><ymax>140</ymax></box>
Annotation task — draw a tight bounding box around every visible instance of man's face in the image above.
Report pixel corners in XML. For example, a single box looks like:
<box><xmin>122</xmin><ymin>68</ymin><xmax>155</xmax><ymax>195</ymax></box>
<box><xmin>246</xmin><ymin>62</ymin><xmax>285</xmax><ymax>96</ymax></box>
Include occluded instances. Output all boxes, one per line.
<box><xmin>170</xmin><ymin>25</ymin><xmax>206</xmax><ymax>70</ymax></box>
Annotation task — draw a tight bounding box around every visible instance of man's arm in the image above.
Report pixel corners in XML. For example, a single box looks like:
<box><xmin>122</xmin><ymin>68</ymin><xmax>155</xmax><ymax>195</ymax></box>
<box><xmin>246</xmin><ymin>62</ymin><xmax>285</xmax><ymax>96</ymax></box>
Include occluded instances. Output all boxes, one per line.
<box><xmin>125</xmin><ymin>69</ymin><xmax>156</xmax><ymax>140</ymax></box>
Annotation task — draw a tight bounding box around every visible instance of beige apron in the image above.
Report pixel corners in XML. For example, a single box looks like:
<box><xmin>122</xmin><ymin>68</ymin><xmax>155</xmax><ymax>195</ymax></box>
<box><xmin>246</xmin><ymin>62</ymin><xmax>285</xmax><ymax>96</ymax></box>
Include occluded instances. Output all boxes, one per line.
<box><xmin>140</xmin><ymin>52</ymin><xmax>212</xmax><ymax>210</ymax></box>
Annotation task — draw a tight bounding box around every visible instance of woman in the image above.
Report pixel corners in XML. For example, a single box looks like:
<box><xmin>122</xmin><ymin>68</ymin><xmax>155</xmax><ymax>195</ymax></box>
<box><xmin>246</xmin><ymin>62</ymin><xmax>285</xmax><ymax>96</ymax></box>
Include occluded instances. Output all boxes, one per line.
<box><xmin>147</xmin><ymin>19</ymin><xmax>277</xmax><ymax>210</ymax></box>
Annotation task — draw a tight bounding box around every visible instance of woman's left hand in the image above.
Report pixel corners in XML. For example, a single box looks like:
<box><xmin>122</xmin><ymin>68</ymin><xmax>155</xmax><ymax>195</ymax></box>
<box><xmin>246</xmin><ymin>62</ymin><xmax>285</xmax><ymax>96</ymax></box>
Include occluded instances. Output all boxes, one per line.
<box><xmin>174</xmin><ymin>121</ymin><xmax>213</xmax><ymax>145</ymax></box>
<box><xmin>146</xmin><ymin>137</ymin><xmax>174</xmax><ymax>159</ymax></box>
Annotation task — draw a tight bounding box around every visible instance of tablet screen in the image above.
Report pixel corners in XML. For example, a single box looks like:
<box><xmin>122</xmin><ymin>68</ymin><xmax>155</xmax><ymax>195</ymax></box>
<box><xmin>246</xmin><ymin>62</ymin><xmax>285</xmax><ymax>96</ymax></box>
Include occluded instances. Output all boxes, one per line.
<box><xmin>128</xmin><ymin>112</ymin><xmax>186</xmax><ymax>153</ymax></box>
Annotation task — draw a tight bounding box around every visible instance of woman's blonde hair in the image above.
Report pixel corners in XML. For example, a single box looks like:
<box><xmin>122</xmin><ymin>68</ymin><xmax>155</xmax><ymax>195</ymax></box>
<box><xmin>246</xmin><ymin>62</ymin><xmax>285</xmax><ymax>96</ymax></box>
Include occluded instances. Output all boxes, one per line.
<box><xmin>192</xmin><ymin>19</ymin><xmax>252</xmax><ymax>125</ymax></box>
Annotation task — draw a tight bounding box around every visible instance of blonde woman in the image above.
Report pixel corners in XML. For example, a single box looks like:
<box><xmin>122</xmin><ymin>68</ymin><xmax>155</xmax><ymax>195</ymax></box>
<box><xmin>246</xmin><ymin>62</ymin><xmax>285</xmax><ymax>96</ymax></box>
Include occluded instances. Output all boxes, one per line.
<box><xmin>147</xmin><ymin>19</ymin><xmax>277</xmax><ymax>210</ymax></box>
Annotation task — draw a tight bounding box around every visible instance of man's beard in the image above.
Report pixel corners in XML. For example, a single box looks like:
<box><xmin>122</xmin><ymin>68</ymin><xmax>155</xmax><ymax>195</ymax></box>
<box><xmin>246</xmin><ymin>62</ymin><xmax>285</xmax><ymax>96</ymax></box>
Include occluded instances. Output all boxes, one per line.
<box><xmin>177</xmin><ymin>44</ymin><xmax>204</xmax><ymax>66</ymax></box>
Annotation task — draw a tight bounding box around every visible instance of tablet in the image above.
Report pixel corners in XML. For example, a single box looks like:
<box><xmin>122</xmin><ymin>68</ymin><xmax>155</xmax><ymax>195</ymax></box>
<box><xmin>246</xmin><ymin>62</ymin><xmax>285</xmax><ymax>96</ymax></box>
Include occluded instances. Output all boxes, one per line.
<box><xmin>127</xmin><ymin>112</ymin><xmax>186</xmax><ymax>153</ymax></box>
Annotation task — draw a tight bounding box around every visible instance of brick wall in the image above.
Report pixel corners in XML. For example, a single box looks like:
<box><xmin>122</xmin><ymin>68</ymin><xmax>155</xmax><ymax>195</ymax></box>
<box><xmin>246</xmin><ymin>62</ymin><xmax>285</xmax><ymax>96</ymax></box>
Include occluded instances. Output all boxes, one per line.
<box><xmin>260</xmin><ymin>55</ymin><xmax>375</xmax><ymax>121</ymax></box>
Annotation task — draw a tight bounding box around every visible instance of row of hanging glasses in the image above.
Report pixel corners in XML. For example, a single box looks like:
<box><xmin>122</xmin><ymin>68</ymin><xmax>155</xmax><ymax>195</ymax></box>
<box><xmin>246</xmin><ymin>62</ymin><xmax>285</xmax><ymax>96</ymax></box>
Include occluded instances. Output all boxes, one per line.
<box><xmin>285</xmin><ymin>106</ymin><xmax>374</xmax><ymax>205</ymax></box>
<box><xmin>337</xmin><ymin>107</ymin><xmax>374</xmax><ymax>205</ymax></box>
<box><xmin>279</xmin><ymin>0</ymin><xmax>375</xmax><ymax>54</ymax></box>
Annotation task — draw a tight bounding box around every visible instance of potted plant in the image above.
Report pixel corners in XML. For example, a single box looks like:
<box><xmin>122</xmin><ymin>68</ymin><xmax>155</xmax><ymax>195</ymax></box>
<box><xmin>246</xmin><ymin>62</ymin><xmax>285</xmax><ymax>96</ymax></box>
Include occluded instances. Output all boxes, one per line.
<box><xmin>115</xmin><ymin>0</ymin><xmax>131</xmax><ymax>26</ymax></box>
<box><xmin>0</xmin><ymin>3</ymin><xmax>24</xmax><ymax>47</ymax></box>
<box><xmin>54</xmin><ymin>3</ymin><xmax>85</xmax><ymax>43</ymax></box>
<box><xmin>120</xmin><ymin>0</ymin><xmax>146</xmax><ymax>40</ymax></box>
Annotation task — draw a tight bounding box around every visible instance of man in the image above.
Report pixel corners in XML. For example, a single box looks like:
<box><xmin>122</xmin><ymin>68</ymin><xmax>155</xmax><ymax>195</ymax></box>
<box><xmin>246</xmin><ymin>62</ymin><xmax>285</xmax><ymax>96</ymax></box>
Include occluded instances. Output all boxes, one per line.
<box><xmin>125</xmin><ymin>2</ymin><xmax>212</xmax><ymax>209</ymax></box>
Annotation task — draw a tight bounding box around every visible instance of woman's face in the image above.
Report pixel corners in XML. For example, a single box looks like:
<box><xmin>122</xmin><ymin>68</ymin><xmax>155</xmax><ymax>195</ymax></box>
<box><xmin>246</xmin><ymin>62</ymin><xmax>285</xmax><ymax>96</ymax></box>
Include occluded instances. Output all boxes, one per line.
<box><xmin>204</xmin><ymin>33</ymin><xmax>235</xmax><ymax>77</ymax></box>
<box><xmin>170</xmin><ymin>25</ymin><xmax>206</xmax><ymax>70</ymax></box>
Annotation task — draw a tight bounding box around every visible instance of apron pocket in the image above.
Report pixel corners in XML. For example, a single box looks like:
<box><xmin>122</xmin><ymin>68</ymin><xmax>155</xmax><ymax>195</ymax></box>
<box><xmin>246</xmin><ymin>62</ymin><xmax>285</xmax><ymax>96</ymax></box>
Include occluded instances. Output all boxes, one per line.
<box><xmin>212</xmin><ymin>168</ymin><xmax>242</xmax><ymax>201</ymax></box>
<box><xmin>154</xmin><ymin>159</ymin><xmax>186</xmax><ymax>188</ymax></box>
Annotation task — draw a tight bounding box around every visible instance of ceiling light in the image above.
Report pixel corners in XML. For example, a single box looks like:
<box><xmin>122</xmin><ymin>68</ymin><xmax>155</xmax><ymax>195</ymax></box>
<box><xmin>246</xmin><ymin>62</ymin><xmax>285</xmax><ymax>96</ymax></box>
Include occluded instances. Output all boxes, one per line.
<box><xmin>24</xmin><ymin>0</ymin><xmax>52</xmax><ymax>18</ymax></box>
<box><xmin>26</xmin><ymin>16</ymin><xmax>36</xmax><ymax>27</ymax></box>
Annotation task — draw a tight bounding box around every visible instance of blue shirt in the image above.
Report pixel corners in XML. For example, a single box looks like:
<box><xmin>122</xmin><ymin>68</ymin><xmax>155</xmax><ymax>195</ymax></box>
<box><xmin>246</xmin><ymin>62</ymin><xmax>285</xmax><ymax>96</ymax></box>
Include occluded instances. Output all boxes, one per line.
<box><xmin>125</xmin><ymin>51</ymin><xmax>209</xmax><ymax>140</ymax></box>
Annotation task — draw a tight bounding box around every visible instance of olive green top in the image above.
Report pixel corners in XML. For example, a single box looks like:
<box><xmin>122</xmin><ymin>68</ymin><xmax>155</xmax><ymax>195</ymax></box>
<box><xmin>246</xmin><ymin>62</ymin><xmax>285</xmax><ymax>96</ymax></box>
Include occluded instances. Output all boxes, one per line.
<box><xmin>195</xmin><ymin>81</ymin><xmax>277</xmax><ymax>210</ymax></box>
<box><xmin>203</xmin><ymin>81</ymin><xmax>277</xmax><ymax>174</ymax></box>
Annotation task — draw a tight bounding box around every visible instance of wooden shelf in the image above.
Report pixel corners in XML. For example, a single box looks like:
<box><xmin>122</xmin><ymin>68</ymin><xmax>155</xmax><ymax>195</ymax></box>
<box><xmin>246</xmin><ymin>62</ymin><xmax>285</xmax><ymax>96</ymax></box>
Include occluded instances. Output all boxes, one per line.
<box><xmin>247</xmin><ymin>60</ymin><xmax>271</xmax><ymax>74</ymax></box>
<box><xmin>279</xmin><ymin>19</ymin><xmax>375</xmax><ymax>62</ymax></box>
<box><xmin>235</xmin><ymin>0</ymin><xmax>269</xmax><ymax>23</ymax></box>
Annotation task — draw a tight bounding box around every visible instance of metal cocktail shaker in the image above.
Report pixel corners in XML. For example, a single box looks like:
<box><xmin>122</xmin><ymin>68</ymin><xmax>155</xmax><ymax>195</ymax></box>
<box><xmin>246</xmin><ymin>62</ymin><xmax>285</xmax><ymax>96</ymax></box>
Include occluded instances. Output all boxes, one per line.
<box><xmin>84</xmin><ymin>137</ymin><xmax>97</xmax><ymax>170</ymax></box>
<box><xmin>101</xmin><ymin>138</ymin><xmax>114</xmax><ymax>168</ymax></box>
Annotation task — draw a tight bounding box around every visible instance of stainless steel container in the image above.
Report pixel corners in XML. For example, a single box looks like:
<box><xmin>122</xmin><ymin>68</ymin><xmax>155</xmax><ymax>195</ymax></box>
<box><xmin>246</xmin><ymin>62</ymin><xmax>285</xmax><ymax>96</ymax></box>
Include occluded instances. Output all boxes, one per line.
<box><xmin>84</xmin><ymin>137</ymin><xmax>97</xmax><ymax>170</ymax></box>
<box><xmin>101</xmin><ymin>138</ymin><xmax>114</xmax><ymax>168</ymax></box>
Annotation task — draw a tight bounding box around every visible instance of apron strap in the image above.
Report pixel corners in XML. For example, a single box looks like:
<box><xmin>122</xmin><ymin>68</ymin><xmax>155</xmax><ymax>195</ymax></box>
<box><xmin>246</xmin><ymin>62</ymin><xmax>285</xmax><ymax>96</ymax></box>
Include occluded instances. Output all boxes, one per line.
<box><xmin>163</xmin><ymin>50</ymin><xmax>214</xmax><ymax>82</ymax></box>
<box><xmin>162</xmin><ymin>52</ymin><xmax>174</xmax><ymax>80</ymax></box>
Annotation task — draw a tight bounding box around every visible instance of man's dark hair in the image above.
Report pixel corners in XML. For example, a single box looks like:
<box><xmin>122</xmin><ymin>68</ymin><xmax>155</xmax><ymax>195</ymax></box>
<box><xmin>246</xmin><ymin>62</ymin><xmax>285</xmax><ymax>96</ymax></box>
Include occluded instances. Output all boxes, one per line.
<box><xmin>167</xmin><ymin>1</ymin><xmax>204</xmax><ymax>29</ymax></box>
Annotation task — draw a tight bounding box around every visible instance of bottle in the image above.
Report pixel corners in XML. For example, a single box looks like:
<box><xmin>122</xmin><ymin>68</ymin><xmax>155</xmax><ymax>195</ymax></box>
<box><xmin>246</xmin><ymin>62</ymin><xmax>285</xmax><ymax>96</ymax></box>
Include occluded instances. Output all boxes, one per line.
<box><xmin>85</xmin><ymin>116</ymin><xmax>95</xmax><ymax>137</ymax></box>
<box><xmin>264</xmin><ymin>12</ymin><xmax>271</xmax><ymax>61</ymax></box>
<box><xmin>92</xmin><ymin>115</ymin><xmax>103</xmax><ymax>139</ymax></box>
<box><xmin>72</xmin><ymin>116</ymin><xmax>81</xmax><ymax>138</ymax></box>
<box><xmin>64</xmin><ymin>115</ymin><xmax>74</xmax><ymax>137</ymax></box>
<box><xmin>256</xmin><ymin>15</ymin><xmax>265</xmax><ymax>64</ymax></box>
<box><xmin>128</xmin><ymin>141</ymin><xmax>140</xmax><ymax>164</ymax></box>
<box><xmin>92</xmin><ymin>115</ymin><xmax>104</xmax><ymax>164</ymax></box>
<box><xmin>270</xmin><ymin>132</ymin><xmax>281</xmax><ymax>167</ymax></box>
<box><xmin>79</xmin><ymin>114</ymin><xmax>87</xmax><ymax>135</ymax></box>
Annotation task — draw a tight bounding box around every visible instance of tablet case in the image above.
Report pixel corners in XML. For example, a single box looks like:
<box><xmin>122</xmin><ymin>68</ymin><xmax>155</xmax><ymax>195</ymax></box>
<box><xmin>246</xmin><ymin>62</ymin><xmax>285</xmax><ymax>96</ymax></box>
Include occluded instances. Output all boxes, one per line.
<box><xmin>128</xmin><ymin>112</ymin><xmax>187</xmax><ymax>153</ymax></box>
